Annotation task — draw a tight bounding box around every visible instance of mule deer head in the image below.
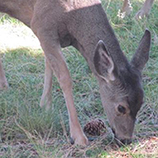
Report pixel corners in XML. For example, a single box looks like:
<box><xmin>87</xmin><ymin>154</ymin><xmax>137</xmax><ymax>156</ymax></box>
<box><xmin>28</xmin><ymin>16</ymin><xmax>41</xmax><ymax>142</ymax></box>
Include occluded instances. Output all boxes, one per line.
<box><xmin>94</xmin><ymin>30</ymin><xmax>151</xmax><ymax>144</ymax></box>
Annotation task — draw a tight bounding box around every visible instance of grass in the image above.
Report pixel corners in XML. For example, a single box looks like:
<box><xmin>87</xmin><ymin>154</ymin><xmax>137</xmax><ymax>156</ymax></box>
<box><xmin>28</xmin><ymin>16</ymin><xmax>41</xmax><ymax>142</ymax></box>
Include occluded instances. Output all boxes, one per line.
<box><xmin>0</xmin><ymin>0</ymin><xmax>158</xmax><ymax>157</ymax></box>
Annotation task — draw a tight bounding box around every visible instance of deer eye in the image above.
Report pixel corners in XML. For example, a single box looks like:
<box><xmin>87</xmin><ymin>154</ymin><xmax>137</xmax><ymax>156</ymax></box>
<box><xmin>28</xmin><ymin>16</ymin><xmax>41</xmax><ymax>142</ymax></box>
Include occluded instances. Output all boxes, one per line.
<box><xmin>118</xmin><ymin>105</ymin><xmax>126</xmax><ymax>114</ymax></box>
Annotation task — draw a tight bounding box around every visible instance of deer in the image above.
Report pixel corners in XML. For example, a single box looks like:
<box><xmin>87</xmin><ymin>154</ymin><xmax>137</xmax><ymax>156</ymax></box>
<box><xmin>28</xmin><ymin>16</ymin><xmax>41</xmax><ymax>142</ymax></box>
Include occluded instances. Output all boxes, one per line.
<box><xmin>0</xmin><ymin>58</ymin><xmax>8</xmax><ymax>90</ymax></box>
<box><xmin>0</xmin><ymin>0</ymin><xmax>151</xmax><ymax>146</ymax></box>
<box><xmin>119</xmin><ymin>0</ymin><xmax>154</xmax><ymax>19</ymax></box>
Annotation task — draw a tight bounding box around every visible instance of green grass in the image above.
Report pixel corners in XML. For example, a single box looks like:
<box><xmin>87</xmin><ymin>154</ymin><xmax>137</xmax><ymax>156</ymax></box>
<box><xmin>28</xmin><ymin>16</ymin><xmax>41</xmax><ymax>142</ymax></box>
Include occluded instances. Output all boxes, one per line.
<box><xmin>0</xmin><ymin>0</ymin><xmax>158</xmax><ymax>157</ymax></box>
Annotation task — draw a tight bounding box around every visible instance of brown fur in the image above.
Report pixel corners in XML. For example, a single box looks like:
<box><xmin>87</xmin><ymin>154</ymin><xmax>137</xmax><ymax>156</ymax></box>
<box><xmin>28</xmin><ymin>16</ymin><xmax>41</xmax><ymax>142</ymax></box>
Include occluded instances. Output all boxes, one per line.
<box><xmin>0</xmin><ymin>0</ymin><xmax>151</xmax><ymax>145</ymax></box>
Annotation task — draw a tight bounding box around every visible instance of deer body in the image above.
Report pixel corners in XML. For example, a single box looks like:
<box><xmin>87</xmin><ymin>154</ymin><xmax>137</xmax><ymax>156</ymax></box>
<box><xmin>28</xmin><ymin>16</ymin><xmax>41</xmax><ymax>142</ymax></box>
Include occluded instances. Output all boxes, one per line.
<box><xmin>0</xmin><ymin>0</ymin><xmax>151</xmax><ymax>145</ymax></box>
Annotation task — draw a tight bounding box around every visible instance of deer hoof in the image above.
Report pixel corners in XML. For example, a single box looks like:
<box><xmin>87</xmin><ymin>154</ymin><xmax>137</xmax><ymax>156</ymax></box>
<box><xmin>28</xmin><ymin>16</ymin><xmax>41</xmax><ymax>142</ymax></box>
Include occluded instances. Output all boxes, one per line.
<box><xmin>70</xmin><ymin>135</ymin><xmax>89</xmax><ymax>146</ymax></box>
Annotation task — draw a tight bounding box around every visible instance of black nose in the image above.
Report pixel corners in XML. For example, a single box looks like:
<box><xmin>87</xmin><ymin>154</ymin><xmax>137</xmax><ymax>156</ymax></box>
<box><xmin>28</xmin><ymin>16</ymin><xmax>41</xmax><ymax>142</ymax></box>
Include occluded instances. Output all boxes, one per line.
<box><xmin>120</xmin><ymin>139</ymin><xmax>132</xmax><ymax>145</ymax></box>
<box><xmin>115</xmin><ymin>138</ymin><xmax>132</xmax><ymax>146</ymax></box>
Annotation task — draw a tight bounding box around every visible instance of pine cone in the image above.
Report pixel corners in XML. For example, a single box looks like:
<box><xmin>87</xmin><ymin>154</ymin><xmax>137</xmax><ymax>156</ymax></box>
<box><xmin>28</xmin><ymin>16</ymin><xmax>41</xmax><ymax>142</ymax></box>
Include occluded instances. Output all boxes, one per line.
<box><xmin>83</xmin><ymin>119</ymin><xmax>106</xmax><ymax>136</ymax></box>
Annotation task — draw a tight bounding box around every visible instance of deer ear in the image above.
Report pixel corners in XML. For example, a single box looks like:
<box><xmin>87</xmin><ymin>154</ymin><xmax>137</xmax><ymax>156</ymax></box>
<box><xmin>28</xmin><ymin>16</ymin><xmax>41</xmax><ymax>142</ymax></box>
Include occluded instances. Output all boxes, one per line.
<box><xmin>131</xmin><ymin>29</ymin><xmax>151</xmax><ymax>72</ymax></box>
<box><xmin>94</xmin><ymin>40</ymin><xmax>116</xmax><ymax>82</ymax></box>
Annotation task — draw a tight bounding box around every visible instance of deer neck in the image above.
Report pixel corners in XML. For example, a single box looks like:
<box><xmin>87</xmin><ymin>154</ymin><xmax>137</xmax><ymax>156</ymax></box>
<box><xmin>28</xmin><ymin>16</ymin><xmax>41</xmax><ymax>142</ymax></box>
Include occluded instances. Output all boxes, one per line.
<box><xmin>69</xmin><ymin>4</ymin><xmax>129</xmax><ymax>73</ymax></box>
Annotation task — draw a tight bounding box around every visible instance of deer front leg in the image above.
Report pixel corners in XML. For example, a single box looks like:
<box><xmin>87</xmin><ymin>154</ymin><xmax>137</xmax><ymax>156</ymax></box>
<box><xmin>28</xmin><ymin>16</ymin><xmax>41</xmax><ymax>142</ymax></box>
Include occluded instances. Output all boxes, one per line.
<box><xmin>40</xmin><ymin>58</ymin><xmax>53</xmax><ymax>110</ymax></box>
<box><xmin>32</xmin><ymin>27</ymin><xmax>88</xmax><ymax>145</ymax></box>
<box><xmin>0</xmin><ymin>58</ymin><xmax>8</xmax><ymax>90</ymax></box>
<box><xmin>45</xmin><ymin>44</ymin><xmax>88</xmax><ymax>146</ymax></box>
<box><xmin>135</xmin><ymin>0</ymin><xmax>154</xmax><ymax>19</ymax></box>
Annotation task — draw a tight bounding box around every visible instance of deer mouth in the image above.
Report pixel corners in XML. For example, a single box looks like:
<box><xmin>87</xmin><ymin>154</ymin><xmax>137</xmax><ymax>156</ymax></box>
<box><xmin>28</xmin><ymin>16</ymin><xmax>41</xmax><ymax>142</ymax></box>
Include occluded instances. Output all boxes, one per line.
<box><xmin>115</xmin><ymin>138</ymin><xmax>132</xmax><ymax>146</ymax></box>
<box><xmin>112</xmin><ymin>128</ymin><xmax>132</xmax><ymax>146</ymax></box>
